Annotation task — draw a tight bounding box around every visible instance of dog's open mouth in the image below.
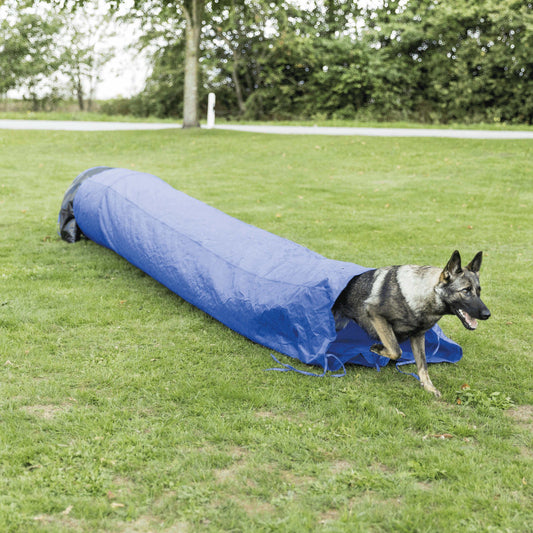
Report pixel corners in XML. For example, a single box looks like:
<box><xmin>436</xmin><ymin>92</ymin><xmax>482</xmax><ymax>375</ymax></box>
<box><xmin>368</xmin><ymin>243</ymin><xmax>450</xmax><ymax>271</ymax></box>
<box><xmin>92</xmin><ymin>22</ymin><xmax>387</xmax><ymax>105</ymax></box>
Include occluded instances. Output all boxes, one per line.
<box><xmin>456</xmin><ymin>309</ymin><xmax>478</xmax><ymax>330</ymax></box>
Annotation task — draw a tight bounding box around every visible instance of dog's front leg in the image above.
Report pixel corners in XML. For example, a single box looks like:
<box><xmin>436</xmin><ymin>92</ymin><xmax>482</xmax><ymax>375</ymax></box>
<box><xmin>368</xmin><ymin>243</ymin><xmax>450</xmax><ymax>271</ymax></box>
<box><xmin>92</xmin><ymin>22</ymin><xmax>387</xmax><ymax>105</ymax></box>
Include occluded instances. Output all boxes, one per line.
<box><xmin>410</xmin><ymin>333</ymin><xmax>441</xmax><ymax>397</ymax></box>
<box><xmin>368</xmin><ymin>314</ymin><xmax>402</xmax><ymax>361</ymax></box>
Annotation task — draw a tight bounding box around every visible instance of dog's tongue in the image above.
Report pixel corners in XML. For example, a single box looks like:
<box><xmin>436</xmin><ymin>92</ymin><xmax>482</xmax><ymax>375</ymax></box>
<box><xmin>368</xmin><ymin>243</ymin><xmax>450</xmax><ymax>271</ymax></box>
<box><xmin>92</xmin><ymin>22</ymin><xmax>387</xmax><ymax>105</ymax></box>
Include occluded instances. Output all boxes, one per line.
<box><xmin>463</xmin><ymin>310</ymin><xmax>478</xmax><ymax>329</ymax></box>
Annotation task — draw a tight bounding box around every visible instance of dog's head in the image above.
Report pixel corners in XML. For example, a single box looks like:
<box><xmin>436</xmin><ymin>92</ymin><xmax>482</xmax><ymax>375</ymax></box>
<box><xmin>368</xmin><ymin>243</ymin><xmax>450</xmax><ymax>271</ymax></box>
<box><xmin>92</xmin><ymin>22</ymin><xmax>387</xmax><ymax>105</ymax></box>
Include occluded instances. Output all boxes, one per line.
<box><xmin>437</xmin><ymin>250</ymin><xmax>491</xmax><ymax>329</ymax></box>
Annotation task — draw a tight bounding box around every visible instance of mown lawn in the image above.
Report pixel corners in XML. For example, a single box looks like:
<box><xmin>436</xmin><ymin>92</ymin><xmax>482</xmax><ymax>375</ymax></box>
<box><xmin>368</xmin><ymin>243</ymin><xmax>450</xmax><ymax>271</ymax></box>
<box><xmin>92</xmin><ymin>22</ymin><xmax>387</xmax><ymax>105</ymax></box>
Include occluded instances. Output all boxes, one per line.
<box><xmin>0</xmin><ymin>127</ymin><xmax>531</xmax><ymax>532</ymax></box>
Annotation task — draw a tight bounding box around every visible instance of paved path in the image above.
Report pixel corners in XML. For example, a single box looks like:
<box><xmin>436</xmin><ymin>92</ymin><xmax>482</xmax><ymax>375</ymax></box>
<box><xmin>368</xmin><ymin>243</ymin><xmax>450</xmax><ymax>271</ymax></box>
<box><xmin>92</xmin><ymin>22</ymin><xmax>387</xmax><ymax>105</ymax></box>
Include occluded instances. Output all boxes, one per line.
<box><xmin>215</xmin><ymin>124</ymin><xmax>533</xmax><ymax>139</ymax></box>
<box><xmin>1</xmin><ymin>119</ymin><xmax>532</xmax><ymax>139</ymax></box>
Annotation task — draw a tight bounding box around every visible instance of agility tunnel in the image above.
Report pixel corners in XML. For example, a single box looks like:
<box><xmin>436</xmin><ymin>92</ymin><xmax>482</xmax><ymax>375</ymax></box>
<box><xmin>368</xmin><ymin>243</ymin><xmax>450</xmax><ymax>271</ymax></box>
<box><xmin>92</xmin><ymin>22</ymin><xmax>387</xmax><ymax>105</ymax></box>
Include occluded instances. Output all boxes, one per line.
<box><xmin>59</xmin><ymin>167</ymin><xmax>462</xmax><ymax>375</ymax></box>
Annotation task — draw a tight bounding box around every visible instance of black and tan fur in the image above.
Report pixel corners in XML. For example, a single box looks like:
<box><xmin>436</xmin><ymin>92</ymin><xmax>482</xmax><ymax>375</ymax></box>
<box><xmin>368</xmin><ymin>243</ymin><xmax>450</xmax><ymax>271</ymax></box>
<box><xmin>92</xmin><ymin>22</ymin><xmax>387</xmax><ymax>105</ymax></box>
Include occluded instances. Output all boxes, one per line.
<box><xmin>333</xmin><ymin>251</ymin><xmax>490</xmax><ymax>396</ymax></box>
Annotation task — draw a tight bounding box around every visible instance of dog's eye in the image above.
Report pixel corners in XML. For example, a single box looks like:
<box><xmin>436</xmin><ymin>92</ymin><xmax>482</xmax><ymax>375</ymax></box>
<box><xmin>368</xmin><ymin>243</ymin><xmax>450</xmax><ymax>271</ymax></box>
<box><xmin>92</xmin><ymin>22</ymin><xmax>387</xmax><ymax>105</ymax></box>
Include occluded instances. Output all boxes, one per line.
<box><xmin>462</xmin><ymin>287</ymin><xmax>472</xmax><ymax>294</ymax></box>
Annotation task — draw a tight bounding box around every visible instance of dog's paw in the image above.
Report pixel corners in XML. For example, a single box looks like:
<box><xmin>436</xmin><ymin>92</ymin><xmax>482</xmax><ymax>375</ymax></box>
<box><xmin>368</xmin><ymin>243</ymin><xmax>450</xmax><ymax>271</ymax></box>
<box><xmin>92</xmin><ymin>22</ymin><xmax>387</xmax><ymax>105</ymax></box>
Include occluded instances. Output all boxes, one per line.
<box><xmin>370</xmin><ymin>343</ymin><xmax>387</xmax><ymax>357</ymax></box>
<box><xmin>423</xmin><ymin>383</ymin><xmax>442</xmax><ymax>398</ymax></box>
<box><xmin>370</xmin><ymin>344</ymin><xmax>401</xmax><ymax>361</ymax></box>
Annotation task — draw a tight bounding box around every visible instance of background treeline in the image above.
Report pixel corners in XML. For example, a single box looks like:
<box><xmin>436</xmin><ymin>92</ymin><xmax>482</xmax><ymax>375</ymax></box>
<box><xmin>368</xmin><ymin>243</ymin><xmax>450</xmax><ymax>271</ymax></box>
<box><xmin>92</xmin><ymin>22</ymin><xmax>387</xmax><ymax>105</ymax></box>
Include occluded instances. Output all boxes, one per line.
<box><xmin>107</xmin><ymin>0</ymin><xmax>533</xmax><ymax>124</ymax></box>
<box><xmin>2</xmin><ymin>0</ymin><xmax>532</xmax><ymax>124</ymax></box>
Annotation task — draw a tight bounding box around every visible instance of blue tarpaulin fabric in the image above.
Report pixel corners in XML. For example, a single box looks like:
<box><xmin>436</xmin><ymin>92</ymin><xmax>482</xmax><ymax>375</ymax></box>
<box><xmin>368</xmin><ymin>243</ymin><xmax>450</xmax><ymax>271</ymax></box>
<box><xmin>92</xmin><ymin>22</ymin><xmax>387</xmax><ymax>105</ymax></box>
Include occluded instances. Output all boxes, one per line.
<box><xmin>60</xmin><ymin>167</ymin><xmax>462</xmax><ymax>373</ymax></box>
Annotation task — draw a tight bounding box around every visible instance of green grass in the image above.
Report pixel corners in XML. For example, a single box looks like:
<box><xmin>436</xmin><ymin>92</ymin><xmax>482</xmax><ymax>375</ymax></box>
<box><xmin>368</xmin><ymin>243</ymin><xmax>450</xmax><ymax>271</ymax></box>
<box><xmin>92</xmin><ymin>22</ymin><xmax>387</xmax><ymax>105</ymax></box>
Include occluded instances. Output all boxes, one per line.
<box><xmin>219</xmin><ymin>118</ymin><xmax>533</xmax><ymax>131</ymax></box>
<box><xmin>0</xmin><ymin>127</ymin><xmax>531</xmax><ymax>532</ymax></box>
<box><xmin>0</xmin><ymin>111</ymin><xmax>181</xmax><ymax>123</ymax></box>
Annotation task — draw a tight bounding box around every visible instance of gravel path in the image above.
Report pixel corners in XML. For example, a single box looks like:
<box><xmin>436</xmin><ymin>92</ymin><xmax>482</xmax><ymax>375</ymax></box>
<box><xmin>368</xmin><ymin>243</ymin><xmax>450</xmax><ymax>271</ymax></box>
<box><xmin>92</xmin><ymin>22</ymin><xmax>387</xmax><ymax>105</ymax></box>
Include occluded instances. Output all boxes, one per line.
<box><xmin>1</xmin><ymin>119</ymin><xmax>532</xmax><ymax>139</ymax></box>
<box><xmin>214</xmin><ymin>124</ymin><xmax>533</xmax><ymax>139</ymax></box>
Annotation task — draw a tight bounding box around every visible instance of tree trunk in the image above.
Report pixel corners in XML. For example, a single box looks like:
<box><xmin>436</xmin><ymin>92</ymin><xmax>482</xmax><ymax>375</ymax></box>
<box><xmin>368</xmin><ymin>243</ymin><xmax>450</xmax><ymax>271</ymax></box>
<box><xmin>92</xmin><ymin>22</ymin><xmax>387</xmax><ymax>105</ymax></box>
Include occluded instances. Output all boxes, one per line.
<box><xmin>232</xmin><ymin>59</ymin><xmax>245</xmax><ymax>114</ymax></box>
<box><xmin>217</xmin><ymin>29</ymin><xmax>245</xmax><ymax>115</ymax></box>
<box><xmin>229</xmin><ymin>45</ymin><xmax>245</xmax><ymax>115</ymax></box>
<box><xmin>183</xmin><ymin>0</ymin><xmax>204</xmax><ymax>128</ymax></box>
<box><xmin>76</xmin><ymin>75</ymin><xmax>84</xmax><ymax>111</ymax></box>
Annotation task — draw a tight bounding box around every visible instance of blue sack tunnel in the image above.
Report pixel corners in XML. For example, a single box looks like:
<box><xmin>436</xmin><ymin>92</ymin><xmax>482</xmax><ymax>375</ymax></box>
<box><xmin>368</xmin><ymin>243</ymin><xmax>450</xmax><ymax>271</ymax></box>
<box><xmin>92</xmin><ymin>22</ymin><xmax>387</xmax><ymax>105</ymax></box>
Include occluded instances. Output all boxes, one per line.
<box><xmin>59</xmin><ymin>167</ymin><xmax>462</xmax><ymax>374</ymax></box>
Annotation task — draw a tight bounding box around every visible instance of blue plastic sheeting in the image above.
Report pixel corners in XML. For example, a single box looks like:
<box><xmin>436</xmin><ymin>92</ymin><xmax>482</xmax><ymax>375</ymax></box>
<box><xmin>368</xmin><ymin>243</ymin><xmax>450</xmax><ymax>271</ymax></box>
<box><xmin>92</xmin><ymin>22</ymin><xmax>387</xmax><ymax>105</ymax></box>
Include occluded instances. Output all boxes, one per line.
<box><xmin>66</xmin><ymin>167</ymin><xmax>462</xmax><ymax>373</ymax></box>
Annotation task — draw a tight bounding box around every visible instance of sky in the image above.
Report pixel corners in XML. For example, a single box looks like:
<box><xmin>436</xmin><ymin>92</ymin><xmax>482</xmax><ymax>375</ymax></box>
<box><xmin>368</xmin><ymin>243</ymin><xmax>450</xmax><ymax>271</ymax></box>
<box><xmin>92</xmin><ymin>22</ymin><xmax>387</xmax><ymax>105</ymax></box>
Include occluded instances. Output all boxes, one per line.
<box><xmin>93</xmin><ymin>39</ymin><xmax>151</xmax><ymax>100</ymax></box>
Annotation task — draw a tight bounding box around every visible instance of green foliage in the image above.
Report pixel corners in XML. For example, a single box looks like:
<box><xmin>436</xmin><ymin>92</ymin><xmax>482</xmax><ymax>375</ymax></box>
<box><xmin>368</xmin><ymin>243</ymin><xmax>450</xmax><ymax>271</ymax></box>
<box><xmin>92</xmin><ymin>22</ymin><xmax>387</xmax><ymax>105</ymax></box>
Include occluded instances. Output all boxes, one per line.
<box><xmin>241</xmin><ymin>33</ymin><xmax>372</xmax><ymax>120</ymax></box>
<box><xmin>2</xmin><ymin>0</ymin><xmax>533</xmax><ymax>122</ymax></box>
<box><xmin>118</xmin><ymin>41</ymin><xmax>208</xmax><ymax>119</ymax></box>
<box><xmin>139</xmin><ymin>43</ymin><xmax>187</xmax><ymax>117</ymax></box>
<box><xmin>134</xmin><ymin>0</ymin><xmax>533</xmax><ymax>123</ymax></box>
<box><xmin>457</xmin><ymin>385</ymin><xmax>515</xmax><ymax>410</ymax></box>
<box><xmin>0</xmin><ymin>11</ymin><xmax>63</xmax><ymax>98</ymax></box>
<box><xmin>0</xmin><ymin>1</ymin><xmax>118</xmax><ymax>111</ymax></box>
<box><xmin>363</xmin><ymin>0</ymin><xmax>533</xmax><ymax>123</ymax></box>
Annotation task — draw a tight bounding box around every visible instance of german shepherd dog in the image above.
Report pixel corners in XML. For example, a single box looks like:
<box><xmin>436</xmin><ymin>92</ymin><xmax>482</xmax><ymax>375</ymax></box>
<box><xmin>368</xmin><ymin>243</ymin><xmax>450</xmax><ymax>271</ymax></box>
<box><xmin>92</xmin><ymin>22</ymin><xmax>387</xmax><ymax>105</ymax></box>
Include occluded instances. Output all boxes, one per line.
<box><xmin>333</xmin><ymin>251</ymin><xmax>490</xmax><ymax>397</ymax></box>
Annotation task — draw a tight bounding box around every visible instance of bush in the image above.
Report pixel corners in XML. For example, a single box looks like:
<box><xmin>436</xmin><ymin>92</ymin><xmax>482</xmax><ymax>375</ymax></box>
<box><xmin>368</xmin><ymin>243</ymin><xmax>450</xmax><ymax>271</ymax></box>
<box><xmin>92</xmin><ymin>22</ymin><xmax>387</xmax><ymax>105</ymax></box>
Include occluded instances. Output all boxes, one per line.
<box><xmin>99</xmin><ymin>97</ymin><xmax>137</xmax><ymax>117</ymax></box>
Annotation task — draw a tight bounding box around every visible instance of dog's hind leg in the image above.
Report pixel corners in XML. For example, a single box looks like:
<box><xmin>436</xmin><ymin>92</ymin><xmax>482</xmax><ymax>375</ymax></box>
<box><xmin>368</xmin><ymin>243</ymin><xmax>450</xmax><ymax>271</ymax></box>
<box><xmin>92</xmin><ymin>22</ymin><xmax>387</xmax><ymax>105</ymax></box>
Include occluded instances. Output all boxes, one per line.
<box><xmin>367</xmin><ymin>314</ymin><xmax>402</xmax><ymax>361</ymax></box>
<box><xmin>410</xmin><ymin>333</ymin><xmax>441</xmax><ymax>397</ymax></box>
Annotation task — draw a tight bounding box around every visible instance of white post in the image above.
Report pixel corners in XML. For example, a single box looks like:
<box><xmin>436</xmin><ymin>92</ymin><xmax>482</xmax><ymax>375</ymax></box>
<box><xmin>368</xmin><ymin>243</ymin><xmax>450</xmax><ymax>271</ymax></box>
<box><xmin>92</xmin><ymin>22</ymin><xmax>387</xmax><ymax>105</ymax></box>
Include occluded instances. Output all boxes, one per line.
<box><xmin>206</xmin><ymin>92</ymin><xmax>216</xmax><ymax>129</ymax></box>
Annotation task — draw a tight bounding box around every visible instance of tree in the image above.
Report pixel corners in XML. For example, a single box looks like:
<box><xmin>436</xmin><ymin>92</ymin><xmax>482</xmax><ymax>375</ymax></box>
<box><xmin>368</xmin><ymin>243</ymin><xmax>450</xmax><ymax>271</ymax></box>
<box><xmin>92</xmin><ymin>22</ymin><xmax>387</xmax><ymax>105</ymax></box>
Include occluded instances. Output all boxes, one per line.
<box><xmin>59</xmin><ymin>3</ymin><xmax>116</xmax><ymax>111</ymax></box>
<box><xmin>118</xmin><ymin>0</ymin><xmax>206</xmax><ymax>127</ymax></box>
<box><xmin>182</xmin><ymin>0</ymin><xmax>204</xmax><ymax>126</ymax></box>
<box><xmin>37</xmin><ymin>0</ymin><xmax>203</xmax><ymax>125</ymax></box>
<box><xmin>205</xmin><ymin>0</ymin><xmax>278</xmax><ymax>116</ymax></box>
<box><xmin>0</xmin><ymin>7</ymin><xmax>63</xmax><ymax>103</ymax></box>
<box><xmin>1</xmin><ymin>1</ymin><xmax>127</xmax><ymax>111</ymax></box>
<box><xmin>131</xmin><ymin>41</ymin><xmax>207</xmax><ymax>118</ymax></box>
<box><xmin>135</xmin><ymin>0</ymin><xmax>371</xmax><ymax>121</ymax></box>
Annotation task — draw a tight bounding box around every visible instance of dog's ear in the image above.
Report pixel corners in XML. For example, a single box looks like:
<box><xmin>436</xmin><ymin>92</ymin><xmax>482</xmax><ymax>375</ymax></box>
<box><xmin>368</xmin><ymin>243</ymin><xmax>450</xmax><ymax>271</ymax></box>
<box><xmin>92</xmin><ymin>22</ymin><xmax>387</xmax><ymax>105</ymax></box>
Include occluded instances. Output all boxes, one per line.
<box><xmin>466</xmin><ymin>251</ymin><xmax>483</xmax><ymax>273</ymax></box>
<box><xmin>441</xmin><ymin>250</ymin><xmax>462</xmax><ymax>281</ymax></box>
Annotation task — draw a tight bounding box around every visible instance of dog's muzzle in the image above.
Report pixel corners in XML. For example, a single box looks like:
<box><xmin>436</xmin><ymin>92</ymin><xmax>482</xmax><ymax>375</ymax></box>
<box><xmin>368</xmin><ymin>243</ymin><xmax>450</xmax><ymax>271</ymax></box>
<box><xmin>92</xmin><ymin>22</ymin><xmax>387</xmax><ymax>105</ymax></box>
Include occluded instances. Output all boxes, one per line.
<box><xmin>455</xmin><ymin>307</ymin><xmax>491</xmax><ymax>330</ymax></box>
